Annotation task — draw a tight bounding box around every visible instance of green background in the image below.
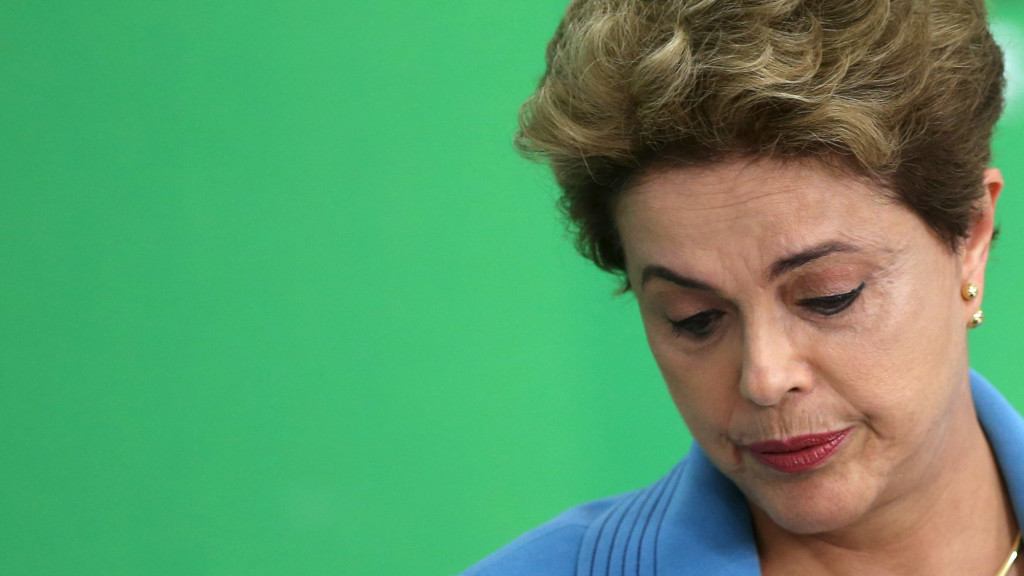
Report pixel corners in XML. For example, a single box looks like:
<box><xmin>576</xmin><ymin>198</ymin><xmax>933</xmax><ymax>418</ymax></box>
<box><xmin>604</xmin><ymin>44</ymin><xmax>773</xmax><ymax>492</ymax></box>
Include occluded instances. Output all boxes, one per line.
<box><xmin>2</xmin><ymin>2</ymin><xmax>1022</xmax><ymax>574</ymax></box>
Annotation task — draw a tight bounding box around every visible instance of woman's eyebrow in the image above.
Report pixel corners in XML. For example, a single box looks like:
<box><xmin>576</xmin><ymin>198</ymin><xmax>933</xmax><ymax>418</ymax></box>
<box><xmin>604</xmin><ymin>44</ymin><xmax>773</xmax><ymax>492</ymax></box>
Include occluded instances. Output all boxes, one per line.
<box><xmin>769</xmin><ymin>241</ymin><xmax>859</xmax><ymax>280</ymax></box>
<box><xmin>640</xmin><ymin>265</ymin><xmax>717</xmax><ymax>293</ymax></box>
<box><xmin>640</xmin><ymin>241</ymin><xmax>860</xmax><ymax>292</ymax></box>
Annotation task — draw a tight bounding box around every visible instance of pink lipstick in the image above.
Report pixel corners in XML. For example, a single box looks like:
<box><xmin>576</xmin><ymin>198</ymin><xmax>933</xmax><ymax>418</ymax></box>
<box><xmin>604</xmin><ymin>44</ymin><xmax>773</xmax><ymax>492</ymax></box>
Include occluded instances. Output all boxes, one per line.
<box><xmin>745</xmin><ymin>428</ymin><xmax>852</xmax><ymax>473</ymax></box>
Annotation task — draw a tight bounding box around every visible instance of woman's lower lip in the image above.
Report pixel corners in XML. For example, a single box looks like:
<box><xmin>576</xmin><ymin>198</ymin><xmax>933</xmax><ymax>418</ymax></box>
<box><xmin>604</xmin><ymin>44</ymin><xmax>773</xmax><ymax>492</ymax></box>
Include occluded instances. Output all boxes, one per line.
<box><xmin>745</xmin><ymin>428</ymin><xmax>852</xmax><ymax>473</ymax></box>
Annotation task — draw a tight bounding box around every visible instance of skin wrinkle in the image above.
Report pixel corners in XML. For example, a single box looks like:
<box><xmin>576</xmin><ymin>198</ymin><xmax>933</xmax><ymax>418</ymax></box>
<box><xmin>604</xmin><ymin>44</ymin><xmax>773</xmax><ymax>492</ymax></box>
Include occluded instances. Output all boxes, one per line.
<box><xmin>515</xmin><ymin>1</ymin><xmax>1011</xmax><ymax>573</ymax></box>
<box><xmin>518</xmin><ymin>0</ymin><xmax>1003</xmax><ymax>275</ymax></box>
<box><xmin>614</xmin><ymin>156</ymin><xmax>1009</xmax><ymax>575</ymax></box>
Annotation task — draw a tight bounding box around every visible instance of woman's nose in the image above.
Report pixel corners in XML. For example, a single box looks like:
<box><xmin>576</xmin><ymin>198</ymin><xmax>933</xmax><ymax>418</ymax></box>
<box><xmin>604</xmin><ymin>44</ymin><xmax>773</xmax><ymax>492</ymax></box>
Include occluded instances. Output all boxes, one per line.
<box><xmin>738</xmin><ymin>319</ymin><xmax>809</xmax><ymax>407</ymax></box>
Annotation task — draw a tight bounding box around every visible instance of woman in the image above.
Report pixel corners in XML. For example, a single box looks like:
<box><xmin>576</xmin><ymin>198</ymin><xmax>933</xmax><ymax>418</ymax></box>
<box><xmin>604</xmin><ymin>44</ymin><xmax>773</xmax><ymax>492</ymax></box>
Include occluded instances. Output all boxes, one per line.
<box><xmin>465</xmin><ymin>1</ymin><xmax>1018</xmax><ymax>575</ymax></box>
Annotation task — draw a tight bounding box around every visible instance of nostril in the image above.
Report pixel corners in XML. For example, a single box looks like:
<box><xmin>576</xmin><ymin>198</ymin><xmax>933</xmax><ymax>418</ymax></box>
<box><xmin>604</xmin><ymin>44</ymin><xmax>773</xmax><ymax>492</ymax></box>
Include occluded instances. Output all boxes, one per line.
<box><xmin>739</xmin><ymin>365</ymin><xmax>808</xmax><ymax>407</ymax></box>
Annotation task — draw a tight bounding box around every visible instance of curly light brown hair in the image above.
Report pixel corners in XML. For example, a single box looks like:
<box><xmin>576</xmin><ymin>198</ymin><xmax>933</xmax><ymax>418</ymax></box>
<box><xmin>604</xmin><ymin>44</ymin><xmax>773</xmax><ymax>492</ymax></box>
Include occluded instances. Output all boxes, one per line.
<box><xmin>517</xmin><ymin>0</ymin><xmax>1005</xmax><ymax>277</ymax></box>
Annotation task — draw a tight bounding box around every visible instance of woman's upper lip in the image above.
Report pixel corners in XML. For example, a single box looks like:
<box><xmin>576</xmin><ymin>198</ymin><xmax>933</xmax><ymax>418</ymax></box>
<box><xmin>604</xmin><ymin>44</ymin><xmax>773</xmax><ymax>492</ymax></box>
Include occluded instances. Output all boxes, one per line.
<box><xmin>744</xmin><ymin>428</ymin><xmax>852</xmax><ymax>454</ymax></box>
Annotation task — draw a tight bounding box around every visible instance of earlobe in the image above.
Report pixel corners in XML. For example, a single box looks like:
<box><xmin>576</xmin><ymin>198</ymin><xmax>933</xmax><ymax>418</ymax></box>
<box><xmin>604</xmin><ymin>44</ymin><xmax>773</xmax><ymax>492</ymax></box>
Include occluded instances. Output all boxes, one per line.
<box><xmin>960</xmin><ymin>168</ymin><xmax>1003</xmax><ymax>296</ymax></box>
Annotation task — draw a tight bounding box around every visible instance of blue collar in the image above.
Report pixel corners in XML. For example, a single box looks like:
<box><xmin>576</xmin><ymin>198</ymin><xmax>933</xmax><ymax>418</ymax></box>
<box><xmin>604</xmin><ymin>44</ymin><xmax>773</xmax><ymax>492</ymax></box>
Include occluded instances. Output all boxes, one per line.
<box><xmin>578</xmin><ymin>370</ymin><xmax>1024</xmax><ymax>576</ymax></box>
<box><xmin>971</xmin><ymin>369</ymin><xmax>1024</xmax><ymax>523</ymax></box>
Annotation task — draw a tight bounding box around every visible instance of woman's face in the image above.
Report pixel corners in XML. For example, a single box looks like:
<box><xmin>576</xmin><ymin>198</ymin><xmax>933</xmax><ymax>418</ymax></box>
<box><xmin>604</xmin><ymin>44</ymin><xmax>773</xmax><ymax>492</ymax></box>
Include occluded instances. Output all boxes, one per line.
<box><xmin>616</xmin><ymin>157</ymin><xmax>998</xmax><ymax>535</ymax></box>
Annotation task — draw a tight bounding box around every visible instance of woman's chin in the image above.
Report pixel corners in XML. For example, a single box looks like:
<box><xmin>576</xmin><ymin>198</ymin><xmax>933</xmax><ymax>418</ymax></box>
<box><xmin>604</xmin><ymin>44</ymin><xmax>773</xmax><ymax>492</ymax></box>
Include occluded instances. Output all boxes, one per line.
<box><xmin>741</xmin><ymin>470</ymin><xmax>878</xmax><ymax>536</ymax></box>
<box><xmin>757</xmin><ymin>498</ymin><xmax>866</xmax><ymax>536</ymax></box>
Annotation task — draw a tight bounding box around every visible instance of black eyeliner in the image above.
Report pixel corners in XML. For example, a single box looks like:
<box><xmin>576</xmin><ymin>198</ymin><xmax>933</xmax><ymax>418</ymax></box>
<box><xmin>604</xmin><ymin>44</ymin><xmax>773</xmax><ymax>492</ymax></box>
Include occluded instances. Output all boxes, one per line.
<box><xmin>668</xmin><ymin>309</ymin><xmax>725</xmax><ymax>339</ymax></box>
<box><xmin>798</xmin><ymin>282</ymin><xmax>866</xmax><ymax>316</ymax></box>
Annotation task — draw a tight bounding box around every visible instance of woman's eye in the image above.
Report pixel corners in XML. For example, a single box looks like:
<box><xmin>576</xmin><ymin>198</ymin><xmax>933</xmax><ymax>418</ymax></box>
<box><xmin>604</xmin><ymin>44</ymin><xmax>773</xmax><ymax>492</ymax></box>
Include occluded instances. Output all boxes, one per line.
<box><xmin>798</xmin><ymin>283</ymin><xmax>866</xmax><ymax>316</ymax></box>
<box><xmin>668</xmin><ymin>309</ymin><xmax>725</xmax><ymax>339</ymax></box>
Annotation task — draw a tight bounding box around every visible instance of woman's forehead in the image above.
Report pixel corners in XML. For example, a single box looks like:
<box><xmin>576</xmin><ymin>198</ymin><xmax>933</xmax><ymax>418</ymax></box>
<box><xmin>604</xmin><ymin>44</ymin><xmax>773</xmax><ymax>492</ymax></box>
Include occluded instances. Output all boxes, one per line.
<box><xmin>615</xmin><ymin>158</ymin><xmax>920</xmax><ymax>281</ymax></box>
<box><xmin>618</xmin><ymin>158</ymin><xmax>886</xmax><ymax>229</ymax></box>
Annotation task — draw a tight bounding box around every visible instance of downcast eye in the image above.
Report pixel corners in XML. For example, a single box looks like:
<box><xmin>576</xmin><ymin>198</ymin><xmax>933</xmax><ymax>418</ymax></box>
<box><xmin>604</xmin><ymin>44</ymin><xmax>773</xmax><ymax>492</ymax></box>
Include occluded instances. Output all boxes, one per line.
<box><xmin>798</xmin><ymin>283</ymin><xmax>866</xmax><ymax>316</ymax></box>
<box><xmin>668</xmin><ymin>309</ymin><xmax>725</xmax><ymax>339</ymax></box>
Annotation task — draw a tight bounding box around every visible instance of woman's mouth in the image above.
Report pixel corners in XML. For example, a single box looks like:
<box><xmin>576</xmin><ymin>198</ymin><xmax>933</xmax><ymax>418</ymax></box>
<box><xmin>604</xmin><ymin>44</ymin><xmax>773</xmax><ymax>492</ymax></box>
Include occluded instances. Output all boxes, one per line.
<box><xmin>745</xmin><ymin>428</ymin><xmax>852</xmax><ymax>473</ymax></box>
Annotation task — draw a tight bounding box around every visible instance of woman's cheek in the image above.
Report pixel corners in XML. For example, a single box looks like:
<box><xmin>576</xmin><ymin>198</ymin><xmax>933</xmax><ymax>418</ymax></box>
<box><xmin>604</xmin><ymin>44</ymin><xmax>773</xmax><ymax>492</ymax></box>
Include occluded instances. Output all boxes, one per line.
<box><xmin>658</xmin><ymin>349</ymin><xmax>739</xmax><ymax>425</ymax></box>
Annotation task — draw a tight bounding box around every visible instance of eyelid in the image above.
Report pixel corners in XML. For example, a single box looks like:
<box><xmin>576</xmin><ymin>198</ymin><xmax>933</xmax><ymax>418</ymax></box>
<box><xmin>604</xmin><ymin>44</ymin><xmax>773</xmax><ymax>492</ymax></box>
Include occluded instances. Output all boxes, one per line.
<box><xmin>668</xmin><ymin>309</ymin><xmax>726</xmax><ymax>339</ymax></box>
<box><xmin>797</xmin><ymin>282</ymin><xmax>866</xmax><ymax>316</ymax></box>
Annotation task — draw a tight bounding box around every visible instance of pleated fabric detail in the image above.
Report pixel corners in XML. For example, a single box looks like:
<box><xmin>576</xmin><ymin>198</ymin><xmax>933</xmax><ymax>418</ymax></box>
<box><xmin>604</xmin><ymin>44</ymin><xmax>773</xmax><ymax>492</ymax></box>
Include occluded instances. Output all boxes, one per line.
<box><xmin>576</xmin><ymin>461</ymin><xmax>686</xmax><ymax>576</ymax></box>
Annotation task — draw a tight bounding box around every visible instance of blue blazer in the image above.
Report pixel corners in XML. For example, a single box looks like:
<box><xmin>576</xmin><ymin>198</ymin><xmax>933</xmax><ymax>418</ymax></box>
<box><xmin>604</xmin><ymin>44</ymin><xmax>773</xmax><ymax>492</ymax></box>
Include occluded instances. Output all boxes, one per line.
<box><xmin>462</xmin><ymin>370</ymin><xmax>1024</xmax><ymax>575</ymax></box>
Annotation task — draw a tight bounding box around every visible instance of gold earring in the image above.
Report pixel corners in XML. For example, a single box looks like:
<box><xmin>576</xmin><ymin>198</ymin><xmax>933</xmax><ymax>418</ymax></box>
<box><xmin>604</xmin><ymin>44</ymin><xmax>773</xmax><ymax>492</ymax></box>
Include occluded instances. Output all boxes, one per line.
<box><xmin>961</xmin><ymin>284</ymin><xmax>979</xmax><ymax>300</ymax></box>
<box><xmin>969</xmin><ymin>310</ymin><xmax>985</xmax><ymax>328</ymax></box>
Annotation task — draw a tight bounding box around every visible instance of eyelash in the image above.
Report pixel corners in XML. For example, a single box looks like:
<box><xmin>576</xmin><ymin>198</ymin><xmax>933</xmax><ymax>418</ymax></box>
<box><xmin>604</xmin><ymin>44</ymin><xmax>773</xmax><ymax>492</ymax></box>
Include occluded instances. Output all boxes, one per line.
<box><xmin>667</xmin><ymin>283</ymin><xmax>866</xmax><ymax>339</ymax></box>
<box><xmin>669</xmin><ymin>310</ymin><xmax>725</xmax><ymax>340</ymax></box>
<box><xmin>796</xmin><ymin>282</ymin><xmax>865</xmax><ymax>316</ymax></box>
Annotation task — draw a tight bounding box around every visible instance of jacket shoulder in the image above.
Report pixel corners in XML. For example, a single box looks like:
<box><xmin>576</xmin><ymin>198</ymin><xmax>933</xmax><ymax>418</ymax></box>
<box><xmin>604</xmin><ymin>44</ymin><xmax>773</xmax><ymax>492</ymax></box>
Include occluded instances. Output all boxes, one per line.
<box><xmin>460</xmin><ymin>494</ymin><xmax>630</xmax><ymax>576</ymax></box>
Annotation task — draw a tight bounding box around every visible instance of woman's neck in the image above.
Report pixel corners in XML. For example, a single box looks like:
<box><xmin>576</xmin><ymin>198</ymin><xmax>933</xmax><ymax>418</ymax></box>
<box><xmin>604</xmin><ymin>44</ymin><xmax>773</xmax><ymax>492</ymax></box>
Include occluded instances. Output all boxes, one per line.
<box><xmin>755</xmin><ymin>391</ymin><xmax>1019</xmax><ymax>576</ymax></box>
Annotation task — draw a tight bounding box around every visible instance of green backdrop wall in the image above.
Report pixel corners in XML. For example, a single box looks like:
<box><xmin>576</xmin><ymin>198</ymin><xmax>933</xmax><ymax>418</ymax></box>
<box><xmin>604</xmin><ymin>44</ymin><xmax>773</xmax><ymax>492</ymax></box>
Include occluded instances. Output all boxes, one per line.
<box><xmin>2</xmin><ymin>2</ymin><xmax>1023</xmax><ymax>574</ymax></box>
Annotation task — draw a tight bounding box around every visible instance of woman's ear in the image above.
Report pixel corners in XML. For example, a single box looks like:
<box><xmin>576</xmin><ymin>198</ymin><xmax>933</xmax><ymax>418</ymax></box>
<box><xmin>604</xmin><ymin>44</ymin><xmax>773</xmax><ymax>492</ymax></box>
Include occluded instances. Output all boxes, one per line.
<box><xmin>960</xmin><ymin>168</ymin><xmax>1003</xmax><ymax>296</ymax></box>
